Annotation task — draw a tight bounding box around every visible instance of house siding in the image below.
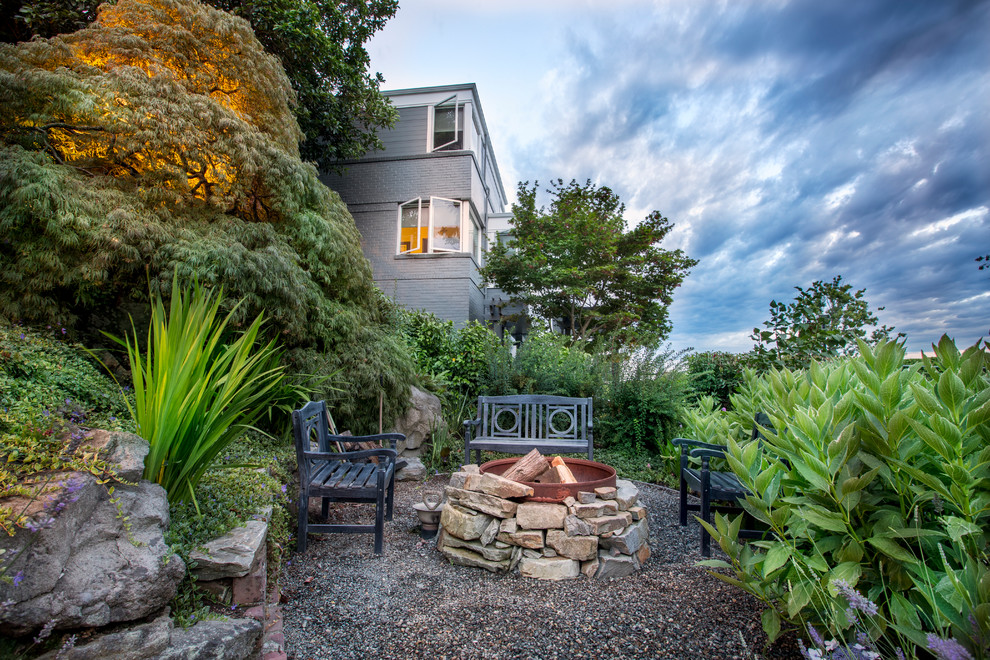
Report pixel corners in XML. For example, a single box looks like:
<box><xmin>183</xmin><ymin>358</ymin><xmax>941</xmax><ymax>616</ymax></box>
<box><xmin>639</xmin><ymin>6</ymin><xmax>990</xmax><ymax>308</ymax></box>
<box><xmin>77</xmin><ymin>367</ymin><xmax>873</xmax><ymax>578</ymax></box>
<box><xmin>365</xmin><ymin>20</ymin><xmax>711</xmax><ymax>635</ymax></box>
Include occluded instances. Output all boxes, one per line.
<box><xmin>320</xmin><ymin>84</ymin><xmax>506</xmax><ymax>327</ymax></box>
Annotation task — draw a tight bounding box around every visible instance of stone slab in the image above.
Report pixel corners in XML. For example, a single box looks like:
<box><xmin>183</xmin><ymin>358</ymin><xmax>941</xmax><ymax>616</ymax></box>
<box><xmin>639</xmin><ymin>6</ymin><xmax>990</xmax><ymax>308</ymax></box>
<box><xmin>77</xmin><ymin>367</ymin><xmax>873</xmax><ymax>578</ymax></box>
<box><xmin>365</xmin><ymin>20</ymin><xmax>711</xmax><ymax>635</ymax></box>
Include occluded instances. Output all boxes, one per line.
<box><xmin>564</xmin><ymin>515</ymin><xmax>594</xmax><ymax>537</ymax></box>
<box><xmin>573</xmin><ymin>500</ymin><xmax>618</xmax><ymax>519</ymax></box>
<box><xmin>600</xmin><ymin>518</ymin><xmax>649</xmax><ymax>555</ymax></box>
<box><xmin>478</xmin><ymin>472</ymin><xmax>534</xmax><ymax>499</ymax></box>
<box><xmin>615</xmin><ymin>479</ymin><xmax>639</xmax><ymax>510</ymax></box>
<box><xmin>449</xmin><ymin>471</ymin><xmax>483</xmax><ymax>490</ymax></box>
<box><xmin>518</xmin><ymin>556</ymin><xmax>581</xmax><ymax>581</ymax></box>
<box><xmin>439</xmin><ymin>503</ymin><xmax>493</xmax><ymax>541</ymax></box>
<box><xmin>628</xmin><ymin>506</ymin><xmax>647</xmax><ymax>521</ymax></box>
<box><xmin>595</xmin><ymin>553</ymin><xmax>639</xmax><ymax>579</ymax></box>
<box><xmin>438</xmin><ymin>531</ymin><xmax>514</xmax><ymax>561</ymax></box>
<box><xmin>594</xmin><ymin>486</ymin><xmax>617</xmax><ymax>500</ymax></box>
<box><xmin>496</xmin><ymin>530</ymin><xmax>544</xmax><ymax>549</ymax></box>
<box><xmin>585</xmin><ymin>514</ymin><xmax>630</xmax><ymax>536</ymax></box>
<box><xmin>546</xmin><ymin>529</ymin><xmax>598</xmax><ymax>561</ymax></box>
<box><xmin>189</xmin><ymin>520</ymin><xmax>268</xmax><ymax>581</ymax></box>
<box><xmin>440</xmin><ymin>545</ymin><xmax>510</xmax><ymax>573</ymax></box>
<box><xmin>516</xmin><ymin>502</ymin><xmax>568</xmax><ymax>530</ymax></box>
<box><xmin>445</xmin><ymin>487</ymin><xmax>518</xmax><ymax>518</ymax></box>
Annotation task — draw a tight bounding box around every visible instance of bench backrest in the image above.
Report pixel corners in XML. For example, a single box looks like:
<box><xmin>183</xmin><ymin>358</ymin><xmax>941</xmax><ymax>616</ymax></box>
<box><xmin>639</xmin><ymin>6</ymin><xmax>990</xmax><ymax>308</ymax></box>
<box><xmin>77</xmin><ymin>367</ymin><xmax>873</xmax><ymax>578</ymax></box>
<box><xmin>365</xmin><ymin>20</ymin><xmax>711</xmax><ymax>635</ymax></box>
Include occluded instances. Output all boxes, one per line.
<box><xmin>476</xmin><ymin>395</ymin><xmax>592</xmax><ymax>445</ymax></box>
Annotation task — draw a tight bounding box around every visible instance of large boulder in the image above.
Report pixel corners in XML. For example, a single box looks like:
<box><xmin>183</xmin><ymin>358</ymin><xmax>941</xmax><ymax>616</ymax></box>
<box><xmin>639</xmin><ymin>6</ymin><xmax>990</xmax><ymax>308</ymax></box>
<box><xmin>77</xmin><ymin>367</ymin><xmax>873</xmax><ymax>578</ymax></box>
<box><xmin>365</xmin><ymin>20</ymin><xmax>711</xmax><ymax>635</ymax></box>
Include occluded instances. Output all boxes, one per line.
<box><xmin>0</xmin><ymin>433</ymin><xmax>185</xmax><ymax>635</ymax></box>
<box><xmin>392</xmin><ymin>386</ymin><xmax>442</xmax><ymax>453</ymax></box>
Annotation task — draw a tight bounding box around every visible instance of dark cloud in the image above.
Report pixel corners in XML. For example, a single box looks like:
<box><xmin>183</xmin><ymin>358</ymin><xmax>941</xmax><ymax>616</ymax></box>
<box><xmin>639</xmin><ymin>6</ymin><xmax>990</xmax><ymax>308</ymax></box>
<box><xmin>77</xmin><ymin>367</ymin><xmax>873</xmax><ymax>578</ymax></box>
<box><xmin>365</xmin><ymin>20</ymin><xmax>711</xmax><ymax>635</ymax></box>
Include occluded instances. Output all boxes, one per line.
<box><xmin>519</xmin><ymin>0</ymin><xmax>990</xmax><ymax>353</ymax></box>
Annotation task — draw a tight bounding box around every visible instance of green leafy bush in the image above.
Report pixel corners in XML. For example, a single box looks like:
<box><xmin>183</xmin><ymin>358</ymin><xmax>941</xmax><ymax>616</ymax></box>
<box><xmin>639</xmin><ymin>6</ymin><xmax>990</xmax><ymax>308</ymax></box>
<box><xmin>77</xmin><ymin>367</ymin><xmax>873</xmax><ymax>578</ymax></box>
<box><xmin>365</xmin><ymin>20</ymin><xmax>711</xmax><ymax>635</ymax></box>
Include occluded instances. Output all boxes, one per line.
<box><xmin>685</xmin><ymin>350</ymin><xmax>744</xmax><ymax>410</ymax></box>
<box><xmin>400</xmin><ymin>309</ymin><xmax>498</xmax><ymax>394</ymax></box>
<box><xmin>112</xmin><ymin>277</ymin><xmax>288</xmax><ymax>504</ymax></box>
<box><xmin>597</xmin><ymin>347</ymin><xmax>689</xmax><ymax>457</ymax></box>
<box><xmin>0</xmin><ymin>0</ymin><xmax>417</xmax><ymax>434</ymax></box>
<box><xmin>503</xmin><ymin>331</ymin><xmax>606</xmax><ymax>397</ymax></box>
<box><xmin>0</xmin><ymin>322</ymin><xmax>132</xmax><ymax>528</ymax></box>
<box><xmin>689</xmin><ymin>337</ymin><xmax>989</xmax><ymax>658</ymax></box>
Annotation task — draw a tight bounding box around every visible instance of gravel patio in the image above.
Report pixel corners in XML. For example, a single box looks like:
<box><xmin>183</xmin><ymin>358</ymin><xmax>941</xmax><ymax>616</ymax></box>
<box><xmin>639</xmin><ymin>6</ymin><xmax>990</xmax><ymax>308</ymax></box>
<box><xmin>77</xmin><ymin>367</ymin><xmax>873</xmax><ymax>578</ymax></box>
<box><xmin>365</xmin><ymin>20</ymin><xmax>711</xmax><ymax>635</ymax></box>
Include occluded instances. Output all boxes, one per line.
<box><xmin>279</xmin><ymin>475</ymin><xmax>801</xmax><ymax>660</ymax></box>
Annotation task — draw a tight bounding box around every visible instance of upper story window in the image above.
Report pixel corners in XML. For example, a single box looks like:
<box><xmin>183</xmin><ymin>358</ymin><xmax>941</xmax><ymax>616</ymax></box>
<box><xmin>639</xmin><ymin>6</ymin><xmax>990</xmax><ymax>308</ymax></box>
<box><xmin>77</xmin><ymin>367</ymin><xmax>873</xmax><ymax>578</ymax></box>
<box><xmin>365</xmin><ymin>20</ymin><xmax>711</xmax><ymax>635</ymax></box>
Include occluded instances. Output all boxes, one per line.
<box><xmin>432</xmin><ymin>95</ymin><xmax>463</xmax><ymax>151</ymax></box>
<box><xmin>398</xmin><ymin>197</ymin><xmax>482</xmax><ymax>259</ymax></box>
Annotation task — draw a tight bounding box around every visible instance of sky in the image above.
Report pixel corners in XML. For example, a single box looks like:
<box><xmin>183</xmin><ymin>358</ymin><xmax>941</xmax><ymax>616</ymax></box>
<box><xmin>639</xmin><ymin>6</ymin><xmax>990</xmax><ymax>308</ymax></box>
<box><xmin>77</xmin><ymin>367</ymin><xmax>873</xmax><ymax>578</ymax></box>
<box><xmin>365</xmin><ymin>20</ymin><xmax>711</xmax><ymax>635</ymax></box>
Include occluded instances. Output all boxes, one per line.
<box><xmin>367</xmin><ymin>0</ymin><xmax>990</xmax><ymax>355</ymax></box>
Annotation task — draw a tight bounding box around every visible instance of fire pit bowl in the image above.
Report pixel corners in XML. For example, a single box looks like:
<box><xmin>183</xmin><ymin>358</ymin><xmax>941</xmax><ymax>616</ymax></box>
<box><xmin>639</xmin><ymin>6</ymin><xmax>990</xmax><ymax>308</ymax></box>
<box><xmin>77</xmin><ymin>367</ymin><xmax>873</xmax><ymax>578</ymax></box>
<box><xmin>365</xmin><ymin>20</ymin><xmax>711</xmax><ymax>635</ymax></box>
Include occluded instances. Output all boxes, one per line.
<box><xmin>478</xmin><ymin>457</ymin><xmax>617</xmax><ymax>503</ymax></box>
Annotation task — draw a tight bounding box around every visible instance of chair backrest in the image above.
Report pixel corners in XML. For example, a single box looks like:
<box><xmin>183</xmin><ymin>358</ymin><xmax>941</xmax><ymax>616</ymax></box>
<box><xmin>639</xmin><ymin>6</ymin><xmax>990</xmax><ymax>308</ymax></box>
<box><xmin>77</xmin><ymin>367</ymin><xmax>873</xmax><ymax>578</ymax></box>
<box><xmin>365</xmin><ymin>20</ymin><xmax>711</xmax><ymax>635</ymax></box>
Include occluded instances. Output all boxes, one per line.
<box><xmin>476</xmin><ymin>395</ymin><xmax>592</xmax><ymax>444</ymax></box>
<box><xmin>292</xmin><ymin>400</ymin><xmax>330</xmax><ymax>464</ymax></box>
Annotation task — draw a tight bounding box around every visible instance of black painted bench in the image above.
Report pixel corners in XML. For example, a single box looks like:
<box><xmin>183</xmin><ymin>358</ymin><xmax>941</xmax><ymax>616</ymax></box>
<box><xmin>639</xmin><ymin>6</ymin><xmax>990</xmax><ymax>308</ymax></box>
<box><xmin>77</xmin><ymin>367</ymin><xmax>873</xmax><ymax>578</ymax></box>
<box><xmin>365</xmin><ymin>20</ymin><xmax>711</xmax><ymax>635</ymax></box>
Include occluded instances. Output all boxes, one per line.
<box><xmin>463</xmin><ymin>395</ymin><xmax>594</xmax><ymax>466</ymax></box>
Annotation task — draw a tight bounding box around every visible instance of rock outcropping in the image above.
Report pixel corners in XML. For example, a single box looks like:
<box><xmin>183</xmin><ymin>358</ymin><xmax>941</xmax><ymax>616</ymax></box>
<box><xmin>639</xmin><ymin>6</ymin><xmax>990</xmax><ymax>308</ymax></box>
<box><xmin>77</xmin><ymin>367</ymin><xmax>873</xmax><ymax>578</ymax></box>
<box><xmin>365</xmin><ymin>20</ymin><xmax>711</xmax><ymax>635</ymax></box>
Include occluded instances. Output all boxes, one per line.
<box><xmin>0</xmin><ymin>431</ymin><xmax>185</xmax><ymax>635</ymax></box>
<box><xmin>392</xmin><ymin>386</ymin><xmax>442</xmax><ymax>455</ymax></box>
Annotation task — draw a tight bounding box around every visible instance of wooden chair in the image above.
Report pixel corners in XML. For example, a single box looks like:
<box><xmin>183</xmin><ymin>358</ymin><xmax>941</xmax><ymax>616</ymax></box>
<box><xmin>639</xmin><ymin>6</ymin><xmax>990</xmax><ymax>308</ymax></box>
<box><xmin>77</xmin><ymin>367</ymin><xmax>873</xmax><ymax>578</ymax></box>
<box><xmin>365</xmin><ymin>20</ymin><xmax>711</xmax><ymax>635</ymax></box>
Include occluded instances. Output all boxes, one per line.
<box><xmin>673</xmin><ymin>413</ymin><xmax>776</xmax><ymax>556</ymax></box>
<box><xmin>291</xmin><ymin>401</ymin><xmax>404</xmax><ymax>554</ymax></box>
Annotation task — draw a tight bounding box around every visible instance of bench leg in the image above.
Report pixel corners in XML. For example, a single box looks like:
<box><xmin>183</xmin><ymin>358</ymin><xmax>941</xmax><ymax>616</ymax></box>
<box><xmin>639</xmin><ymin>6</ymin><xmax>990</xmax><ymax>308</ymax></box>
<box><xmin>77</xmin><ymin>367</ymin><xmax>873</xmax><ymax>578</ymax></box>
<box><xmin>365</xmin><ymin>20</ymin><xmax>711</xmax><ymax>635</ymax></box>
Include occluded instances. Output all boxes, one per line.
<box><xmin>374</xmin><ymin>472</ymin><xmax>385</xmax><ymax>555</ymax></box>
<box><xmin>679</xmin><ymin>471</ymin><xmax>688</xmax><ymax>527</ymax></box>
<box><xmin>297</xmin><ymin>492</ymin><xmax>309</xmax><ymax>553</ymax></box>
<box><xmin>474</xmin><ymin>449</ymin><xmax>481</xmax><ymax>465</ymax></box>
<box><xmin>321</xmin><ymin>497</ymin><xmax>330</xmax><ymax>520</ymax></box>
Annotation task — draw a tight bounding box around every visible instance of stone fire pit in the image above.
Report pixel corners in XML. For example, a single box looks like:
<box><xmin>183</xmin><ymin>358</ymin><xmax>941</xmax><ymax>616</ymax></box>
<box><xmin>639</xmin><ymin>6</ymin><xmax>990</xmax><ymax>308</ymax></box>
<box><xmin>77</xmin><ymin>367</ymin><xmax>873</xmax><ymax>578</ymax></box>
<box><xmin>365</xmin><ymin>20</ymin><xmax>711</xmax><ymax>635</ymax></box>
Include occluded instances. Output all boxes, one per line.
<box><xmin>437</xmin><ymin>461</ymin><xmax>650</xmax><ymax>580</ymax></box>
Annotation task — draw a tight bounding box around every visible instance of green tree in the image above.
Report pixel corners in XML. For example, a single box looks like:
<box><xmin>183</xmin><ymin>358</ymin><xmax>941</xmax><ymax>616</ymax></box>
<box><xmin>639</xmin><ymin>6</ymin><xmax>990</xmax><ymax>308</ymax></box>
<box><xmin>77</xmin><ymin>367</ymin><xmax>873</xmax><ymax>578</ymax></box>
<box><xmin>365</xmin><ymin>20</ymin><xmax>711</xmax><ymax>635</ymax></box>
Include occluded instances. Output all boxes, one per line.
<box><xmin>0</xmin><ymin>0</ymin><xmax>399</xmax><ymax>172</ymax></box>
<box><xmin>0</xmin><ymin>0</ymin><xmax>415</xmax><ymax>432</ymax></box>
<box><xmin>482</xmin><ymin>179</ymin><xmax>697</xmax><ymax>348</ymax></box>
<box><xmin>748</xmin><ymin>275</ymin><xmax>901</xmax><ymax>371</ymax></box>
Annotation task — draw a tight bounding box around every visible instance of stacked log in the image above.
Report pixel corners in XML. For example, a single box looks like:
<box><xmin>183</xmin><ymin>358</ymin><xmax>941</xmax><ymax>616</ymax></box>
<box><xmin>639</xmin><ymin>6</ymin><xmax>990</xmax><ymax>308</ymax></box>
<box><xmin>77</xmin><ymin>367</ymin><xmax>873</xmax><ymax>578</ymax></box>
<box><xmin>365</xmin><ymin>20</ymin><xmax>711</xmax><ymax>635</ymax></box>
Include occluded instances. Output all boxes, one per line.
<box><xmin>437</xmin><ymin>460</ymin><xmax>650</xmax><ymax>580</ymax></box>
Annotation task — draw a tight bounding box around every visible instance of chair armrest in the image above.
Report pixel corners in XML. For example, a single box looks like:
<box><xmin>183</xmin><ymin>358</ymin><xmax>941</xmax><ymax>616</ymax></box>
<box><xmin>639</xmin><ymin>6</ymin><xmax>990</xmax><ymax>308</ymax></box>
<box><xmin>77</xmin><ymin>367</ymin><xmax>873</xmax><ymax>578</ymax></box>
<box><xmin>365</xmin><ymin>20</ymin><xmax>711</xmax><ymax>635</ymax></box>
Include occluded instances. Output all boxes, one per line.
<box><xmin>689</xmin><ymin>447</ymin><xmax>727</xmax><ymax>460</ymax></box>
<box><xmin>303</xmin><ymin>447</ymin><xmax>398</xmax><ymax>465</ymax></box>
<box><xmin>463</xmin><ymin>418</ymin><xmax>481</xmax><ymax>428</ymax></box>
<box><xmin>672</xmin><ymin>437</ymin><xmax>727</xmax><ymax>455</ymax></box>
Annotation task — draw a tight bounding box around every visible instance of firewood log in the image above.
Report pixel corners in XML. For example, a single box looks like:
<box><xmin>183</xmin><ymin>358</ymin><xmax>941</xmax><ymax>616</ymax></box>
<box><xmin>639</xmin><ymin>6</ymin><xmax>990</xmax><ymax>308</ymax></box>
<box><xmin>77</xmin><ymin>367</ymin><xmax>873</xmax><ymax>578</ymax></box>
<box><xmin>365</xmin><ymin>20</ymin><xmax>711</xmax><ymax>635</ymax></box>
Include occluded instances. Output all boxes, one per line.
<box><xmin>550</xmin><ymin>456</ymin><xmax>577</xmax><ymax>483</ymax></box>
<box><xmin>502</xmin><ymin>448</ymin><xmax>551</xmax><ymax>482</ymax></box>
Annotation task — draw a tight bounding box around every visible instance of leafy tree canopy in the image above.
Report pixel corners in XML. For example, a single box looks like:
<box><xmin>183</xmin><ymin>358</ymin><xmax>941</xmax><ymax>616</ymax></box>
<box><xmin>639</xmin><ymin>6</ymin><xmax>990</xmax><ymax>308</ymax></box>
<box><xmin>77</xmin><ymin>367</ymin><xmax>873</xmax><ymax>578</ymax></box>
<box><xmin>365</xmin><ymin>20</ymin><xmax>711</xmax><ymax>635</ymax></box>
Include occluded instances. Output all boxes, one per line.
<box><xmin>482</xmin><ymin>179</ymin><xmax>698</xmax><ymax>348</ymax></box>
<box><xmin>0</xmin><ymin>0</ymin><xmax>415</xmax><ymax>432</ymax></box>
<box><xmin>748</xmin><ymin>275</ymin><xmax>902</xmax><ymax>371</ymax></box>
<box><xmin>0</xmin><ymin>0</ymin><xmax>399</xmax><ymax>172</ymax></box>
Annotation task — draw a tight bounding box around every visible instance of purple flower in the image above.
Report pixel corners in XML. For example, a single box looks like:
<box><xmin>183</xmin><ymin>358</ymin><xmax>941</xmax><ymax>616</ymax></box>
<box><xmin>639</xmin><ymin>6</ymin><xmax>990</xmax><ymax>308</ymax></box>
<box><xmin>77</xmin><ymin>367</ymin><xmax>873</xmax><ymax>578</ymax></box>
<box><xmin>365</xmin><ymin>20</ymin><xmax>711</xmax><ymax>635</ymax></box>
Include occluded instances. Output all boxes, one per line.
<box><xmin>61</xmin><ymin>328</ymin><xmax>66</xmax><ymax>335</ymax></box>
<box><xmin>927</xmin><ymin>634</ymin><xmax>975</xmax><ymax>660</ymax></box>
<box><xmin>834</xmin><ymin>579</ymin><xmax>878</xmax><ymax>617</ymax></box>
<box><xmin>11</xmin><ymin>571</ymin><xmax>23</xmax><ymax>586</ymax></box>
<box><xmin>19</xmin><ymin>333</ymin><xmax>25</xmax><ymax>340</ymax></box>
<box><xmin>281</xmin><ymin>485</ymin><xmax>287</xmax><ymax>494</ymax></box>
<box><xmin>808</xmin><ymin>625</ymin><xmax>825</xmax><ymax>648</ymax></box>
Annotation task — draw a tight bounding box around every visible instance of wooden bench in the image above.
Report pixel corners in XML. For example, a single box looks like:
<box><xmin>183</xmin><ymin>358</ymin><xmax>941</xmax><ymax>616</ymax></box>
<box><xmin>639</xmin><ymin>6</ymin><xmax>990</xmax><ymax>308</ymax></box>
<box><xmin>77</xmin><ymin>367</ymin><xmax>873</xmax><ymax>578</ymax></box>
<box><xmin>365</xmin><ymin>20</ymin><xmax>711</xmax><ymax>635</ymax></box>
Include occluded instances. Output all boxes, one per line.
<box><xmin>463</xmin><ymin>395</ymin><xmax>594</xmax><ymax>466</ymax></box>
<box><xmin>291</xmin><ymin>400</ymin><xmax>404</xmax><ymax>554</ymax></box>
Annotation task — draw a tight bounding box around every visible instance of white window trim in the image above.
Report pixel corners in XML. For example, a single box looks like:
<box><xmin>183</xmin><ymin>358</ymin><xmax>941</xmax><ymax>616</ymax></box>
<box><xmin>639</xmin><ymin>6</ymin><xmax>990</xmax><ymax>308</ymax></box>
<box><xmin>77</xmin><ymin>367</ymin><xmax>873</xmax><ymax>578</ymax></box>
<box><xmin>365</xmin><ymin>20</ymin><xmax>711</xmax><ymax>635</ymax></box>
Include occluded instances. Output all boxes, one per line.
<box><xmin>430</xmin><ymin>95</ymin><xmax>461</xmax><ymax>152</ymax></box>
<box><xmin>397</xmin><ymin>196</ymin><xmax>465</xmax><ymax>254</ymax></box>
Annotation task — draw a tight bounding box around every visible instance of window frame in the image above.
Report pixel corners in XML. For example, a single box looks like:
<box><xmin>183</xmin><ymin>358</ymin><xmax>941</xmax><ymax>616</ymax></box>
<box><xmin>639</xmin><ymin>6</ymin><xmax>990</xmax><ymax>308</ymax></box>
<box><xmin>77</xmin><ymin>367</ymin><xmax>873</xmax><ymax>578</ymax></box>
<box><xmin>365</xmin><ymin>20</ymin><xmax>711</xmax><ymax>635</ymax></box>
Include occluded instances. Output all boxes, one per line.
<box><xmin>431</xmin><ymin>95</ymin><xmax>462</xmax><ymax>152</ymax></box>
<box><xmin>396</xmin><ymin>196</ymin><xmax>464</xmax><ymax>255</ymax></box>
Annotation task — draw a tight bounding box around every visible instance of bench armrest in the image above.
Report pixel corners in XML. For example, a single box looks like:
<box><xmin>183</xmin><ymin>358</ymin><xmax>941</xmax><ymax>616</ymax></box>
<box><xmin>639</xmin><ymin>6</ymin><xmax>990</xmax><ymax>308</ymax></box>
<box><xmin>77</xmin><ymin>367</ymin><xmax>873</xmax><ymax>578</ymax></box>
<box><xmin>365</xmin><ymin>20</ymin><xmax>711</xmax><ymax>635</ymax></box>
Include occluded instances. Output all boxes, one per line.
<box><xmin>463</xmin><ymin>418</ymin><xmax>481</xmax><ymax>428</ymax></box>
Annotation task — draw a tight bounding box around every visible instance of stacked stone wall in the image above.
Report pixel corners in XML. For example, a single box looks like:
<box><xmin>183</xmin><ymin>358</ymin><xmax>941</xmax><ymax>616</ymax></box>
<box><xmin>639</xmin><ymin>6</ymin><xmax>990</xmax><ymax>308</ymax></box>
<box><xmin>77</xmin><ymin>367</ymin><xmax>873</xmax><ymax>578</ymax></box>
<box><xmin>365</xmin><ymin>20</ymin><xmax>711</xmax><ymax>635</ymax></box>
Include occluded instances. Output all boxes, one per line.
<box><xmin>437</xmin><ymin>466</ymin><xmax>650</xmax><ymax>580</ymax></box>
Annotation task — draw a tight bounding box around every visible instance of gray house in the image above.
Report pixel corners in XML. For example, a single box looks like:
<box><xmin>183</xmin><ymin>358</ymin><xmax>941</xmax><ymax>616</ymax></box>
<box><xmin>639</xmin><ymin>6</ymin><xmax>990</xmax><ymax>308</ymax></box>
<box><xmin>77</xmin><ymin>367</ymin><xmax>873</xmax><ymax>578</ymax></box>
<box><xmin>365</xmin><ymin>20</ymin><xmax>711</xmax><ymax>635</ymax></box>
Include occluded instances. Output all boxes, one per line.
<box><xmin>321</xmin><ymin>83</ymin><xmax>509</xmax><ymax>327</ymax></box>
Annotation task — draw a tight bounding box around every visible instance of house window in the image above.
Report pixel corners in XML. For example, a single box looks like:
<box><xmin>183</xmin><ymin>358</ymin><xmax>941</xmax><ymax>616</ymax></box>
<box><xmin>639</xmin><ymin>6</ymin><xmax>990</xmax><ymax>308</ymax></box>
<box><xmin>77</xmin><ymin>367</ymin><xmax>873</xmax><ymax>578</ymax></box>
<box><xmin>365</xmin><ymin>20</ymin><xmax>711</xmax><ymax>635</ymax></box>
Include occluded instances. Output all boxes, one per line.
<box><xmin>432</xmin><ymin>95</ymin><xmax>463</xmax><ymax>151</ymax></box>
<box><xmin>398</xmin><ymin>197</ymin><xmax>463</xmax><ymax>254</ymax></box>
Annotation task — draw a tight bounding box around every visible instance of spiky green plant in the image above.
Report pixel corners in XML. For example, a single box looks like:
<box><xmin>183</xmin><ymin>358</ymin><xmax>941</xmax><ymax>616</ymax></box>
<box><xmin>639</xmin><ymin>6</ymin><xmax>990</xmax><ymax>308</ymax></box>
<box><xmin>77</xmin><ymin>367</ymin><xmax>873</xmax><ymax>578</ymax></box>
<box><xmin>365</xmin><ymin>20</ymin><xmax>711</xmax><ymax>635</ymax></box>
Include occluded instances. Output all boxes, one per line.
<box><xmin>111</xmin><ymin>276</ymin><xmax>286</xmax><ymax>506</ymax></box>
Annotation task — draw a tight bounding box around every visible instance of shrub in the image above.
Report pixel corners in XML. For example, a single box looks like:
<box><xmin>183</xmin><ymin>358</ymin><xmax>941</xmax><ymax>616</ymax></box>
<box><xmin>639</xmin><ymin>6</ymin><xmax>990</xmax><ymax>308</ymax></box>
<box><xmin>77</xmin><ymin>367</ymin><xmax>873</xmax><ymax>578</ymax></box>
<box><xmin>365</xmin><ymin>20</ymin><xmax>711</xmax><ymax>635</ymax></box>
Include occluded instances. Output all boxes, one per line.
<box><xmin>685</xmin><ymin>350</ymin><xmax>744</xmax><ymax>410</ymax></box>
<box><xmin>508</xmin><ymin>331</ymin><xmax>605</xmax><ymax>397</ymax></box>
<box><xmin>0</xmin><ymin>0</ymin><xmax>417</xmax><ymax>434</ymax></box>
<box><xmin>400</xmin><ymin>310</ymin><xmax>498</xmax><ymax>395</ymax></box>
<box><xmin>111</xmin><ymin>277</ymin><xmax>288</xmax><ymax>504</ymax></box>
<box><xmin>597</xmin><ymin>346</ymin><xmax>689</xmax><ymax>456</ymax></box>
<box><xmin>691</xmin><ymin>337</ymin><xmax>990</xmax><ymax>659</ymax></box>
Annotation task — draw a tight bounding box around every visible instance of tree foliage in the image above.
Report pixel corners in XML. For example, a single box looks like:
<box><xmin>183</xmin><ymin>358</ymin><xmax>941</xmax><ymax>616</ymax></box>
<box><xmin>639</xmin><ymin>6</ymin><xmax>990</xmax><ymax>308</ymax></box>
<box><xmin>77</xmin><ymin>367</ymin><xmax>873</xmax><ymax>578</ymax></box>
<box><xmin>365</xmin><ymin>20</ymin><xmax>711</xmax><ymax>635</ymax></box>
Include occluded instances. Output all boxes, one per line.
<box><xmin>748</xmin><ymin>275</ymin><xmax>902</xmax><ymax>371</ymax></box>
<box><xmin>482</xmin><ymin>179</ymin><xmax>697</xmax><ymax>348</ymax></box>
<box><xmin>0</xmin><ymin>0</ymin><xmax>415</xmax><ymax>432</ymax></box>
<box><xmin>0</xmin><ymin>0</ymin><xmax>399</xmax><ymax>172</ymax></box>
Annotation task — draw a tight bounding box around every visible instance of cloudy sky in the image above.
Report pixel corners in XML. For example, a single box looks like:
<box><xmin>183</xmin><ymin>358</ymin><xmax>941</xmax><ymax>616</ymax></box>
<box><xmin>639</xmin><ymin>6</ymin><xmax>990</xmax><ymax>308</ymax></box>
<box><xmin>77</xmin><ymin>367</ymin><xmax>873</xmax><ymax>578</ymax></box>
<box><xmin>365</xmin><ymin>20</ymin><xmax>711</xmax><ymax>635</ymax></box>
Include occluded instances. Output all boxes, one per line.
<box><xmin>368</xmin><ymin>0</ymin><xmax>990</xmax><ymax>355</ymax></box>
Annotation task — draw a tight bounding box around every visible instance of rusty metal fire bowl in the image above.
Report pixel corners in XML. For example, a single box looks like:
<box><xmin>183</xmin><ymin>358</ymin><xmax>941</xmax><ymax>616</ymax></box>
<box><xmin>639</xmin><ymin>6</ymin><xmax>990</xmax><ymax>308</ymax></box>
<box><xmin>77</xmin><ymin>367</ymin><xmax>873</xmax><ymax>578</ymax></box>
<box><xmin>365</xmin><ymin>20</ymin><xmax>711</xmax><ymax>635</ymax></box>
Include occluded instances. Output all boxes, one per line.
<box><xmin>478</xmin><ymin>457</ymin><xmax>617</xmax><ymax>503</ymax></box>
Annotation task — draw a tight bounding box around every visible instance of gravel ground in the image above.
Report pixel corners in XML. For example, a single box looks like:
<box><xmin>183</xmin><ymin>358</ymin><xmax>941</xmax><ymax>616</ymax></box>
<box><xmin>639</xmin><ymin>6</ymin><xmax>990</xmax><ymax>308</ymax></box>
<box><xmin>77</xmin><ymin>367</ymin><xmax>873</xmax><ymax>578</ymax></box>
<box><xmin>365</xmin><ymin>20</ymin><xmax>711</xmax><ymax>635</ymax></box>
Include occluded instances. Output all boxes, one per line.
<box><xmin>280</xmin><ymin>475</ymin><xmax>801</xmax><ymax>660</ymax></box>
